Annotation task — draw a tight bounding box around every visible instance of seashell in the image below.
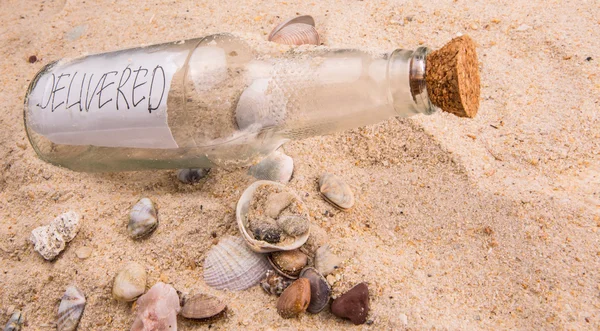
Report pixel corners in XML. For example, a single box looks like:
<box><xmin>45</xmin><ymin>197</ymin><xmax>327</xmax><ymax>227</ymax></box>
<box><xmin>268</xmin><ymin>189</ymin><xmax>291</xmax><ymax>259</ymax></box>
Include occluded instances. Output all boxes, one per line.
<box><xmin>276</xmin><ymin>278</ymin><xmax>311</xmax><ymax>318</ymax></box>
<box><xmin>252</xmin><ymin>220</ymin><xmax>283</xmax><ymax>244</ymax></box>
<box><xmin>131</xmin><ymin>282</ymin><xmax>180</xmax><ymax>331</ymax></box>
<box><xmin>128</xmin><ymin>198</ymin><xmax>158</xmax><ymax>239</ymax></box>
<box><xmin>3</xmin><ymin>310</ymin><xmax>23</xmax><ymax>331</ymax></box>
<box><xmin>30</xmin><ymin>211</ymin><xmax>80</xmax><ymax>260</ymax></box>
<box><xmin>112</xmin><ymin>262</ymin><xmax>147</xmax><ymax>302</ymax></box>
<box><xmin>74</xmin><ymin>246</ymin><xmax>92</xmax><ymax>259</ymax></box>
<box><xmin>264</xmin><ymin>191</ymin><xmax>294</xmax><ymax>219</ymax></box>
<box><xmin>300</xmin><ymin>267</ymin><xmax>331</xmax><ymax>313</ymax></box>
<box><xmin>268</xmin><ymin>249</ymin><xmax>308</xmax><ymax>279</ymax></box>
<box><xmin>276</xmin><ymin>215</ymin><xmax>310</xmax><ymax>237</ymax></box>
<box><xmin>260</xmin><ymin>270</ymin><xmax>293</xmax><ymax>296</ymax></box>
<box><xmin>203</xmin><ymin>236</ymin><xmax>271</xmax><ymax>291</ymax></box>
<box><xmin>314</xmin><ymin>245</ymin><xmax>342</xmax><ymax>276</ymax></box>
<box><xmin>268</xmin><ymin>15</ymin><xmax>320</xmax><ymax>46</ymax></box>
<box><xmin>181</xmin><ymin>294</ymin><xmax>227</xmax><ymax>320</ymax></box>
<box><xmin>331</xmin><ymin>282</ymin><xmax>369</xmax><ymax>325</ymax></box>
<box><xmin>177</xmin><ymin>168</ymin><xmax>210</xmax><ymax>184</ymax></box>
<box><xmin>318</xmin><ymin>173</ymin><xmax>355</xmax><ymax>210</ymax></box>
<box><xmin>248</xmin><ymin>151</ymin><xmax>294</xmax><ymax>183</ymax></box>
<box><xmin>237</xmin><ymin>181</ymin><xmax>310</xmax><ymax>253</ymax></box>
<box><xmin>235</xmin><ymin>79</ymin><xmax>286</xmax><ymax>131</ymax></box>
<box><xmin>57</xmin><ymin>286</ymin><xmax>85</xmax><ymax>331</ymax></box>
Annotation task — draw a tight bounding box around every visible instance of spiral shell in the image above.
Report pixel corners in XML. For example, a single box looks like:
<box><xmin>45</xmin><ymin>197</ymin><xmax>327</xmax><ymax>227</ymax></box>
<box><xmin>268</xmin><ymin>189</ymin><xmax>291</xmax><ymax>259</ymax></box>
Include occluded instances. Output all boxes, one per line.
<box><xmin>236</xmin><ymin>181</ymin><xmax>310</xmax><ymax>253</ymax></box>
<box><xmin>260</xmin><ymin>270</ymin><xmax>293</xmax><ymax>296</ymax></box>
<box><xmin>128</xmin><ymin>198</ymin><xmax>158</xmax><ymax>239</ymax></box>
<box><xmin>203</xmin><ymin>236</ymin><xmax>271</xmax><ymax>291</ymax></box>
<box><xmin>57</xmin><ymin>286</ymin><xmax>85</xmax><ymax>331</ymax></box>
<box><xmin>268</xmin><ymin>15</ymin><xmax>320</xmax><ymax>45</ymax></box>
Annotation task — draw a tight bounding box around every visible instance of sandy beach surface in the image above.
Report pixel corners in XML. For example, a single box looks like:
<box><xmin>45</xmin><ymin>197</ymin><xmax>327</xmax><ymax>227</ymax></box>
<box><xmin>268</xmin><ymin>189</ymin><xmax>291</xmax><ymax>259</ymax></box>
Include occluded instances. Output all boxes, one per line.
<box><xmin>1</xmin><ymin>0</ymin><xmax>599</xmax><ymax>330</ymax></box>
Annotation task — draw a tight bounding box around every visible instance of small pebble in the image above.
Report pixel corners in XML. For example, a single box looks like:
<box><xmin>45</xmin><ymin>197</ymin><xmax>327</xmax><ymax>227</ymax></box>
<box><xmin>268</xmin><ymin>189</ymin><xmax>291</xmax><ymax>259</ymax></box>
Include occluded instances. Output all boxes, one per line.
<box><xmin>264</xmin><ymin>192</ymin><xmax>294</xmax><ymax>218</ymax></box>
<box><xmin>177</xmin><ymin>168</ymin><xmax>210</xmax><ymax>184</ymax></box>
<box><xmin>276</xmin><ymin>215</ymin><xmax>309</xmax><ymax>237</ymax></box>
<box><xmin>74</xmin><ymin>246</ymin><xmax>92</xmax><ymax>259</ymax></box>
<box><xmin>28</xmin><ymin>55</ymin><xmax>37</xmax><ymax>63</ymax></box>
<box><xmin>314</xmin><ymin>245</ymin><xmax>342</xmax><ymax>276</ymax></box>
<box><xmin>331</xmin><ymin>282</ymin><xmax>369</xmax><ymax>325</ymax></box>
<box><xmin>113</xmin><ymin>262</ymin><xmax>147</xmax><ymax>302</ymax></box>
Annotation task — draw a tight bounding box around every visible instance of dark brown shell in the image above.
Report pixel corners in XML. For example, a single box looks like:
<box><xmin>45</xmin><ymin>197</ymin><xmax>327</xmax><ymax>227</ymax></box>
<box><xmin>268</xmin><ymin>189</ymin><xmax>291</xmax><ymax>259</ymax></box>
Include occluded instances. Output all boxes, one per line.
<box><xmin>299</xmin><ymin>267</ymin><xmax>331</xmax><ymax>313</ymax></box>
<box><xmin>268</xmin><ymin>249</ymin><xmax>308</xmax><ymax>279</ymax></box>
<box><xmin>276</xmin><ymin>278</ymin><xmax>311</xmax><ymax>318</ymax></box>
<box><xmin>181</xmin><ymin>294</ymin><xmax>227</xmax><ymax>320</ymax></box>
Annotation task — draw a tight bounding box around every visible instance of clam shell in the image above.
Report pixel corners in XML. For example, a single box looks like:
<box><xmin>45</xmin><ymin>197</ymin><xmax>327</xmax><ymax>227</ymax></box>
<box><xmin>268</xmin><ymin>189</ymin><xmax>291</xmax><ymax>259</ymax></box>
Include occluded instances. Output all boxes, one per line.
<box><xmin>203</xmin><ymin>236</ymin><xmax>271</xmax><ymax>291</ymax></box>
<box><xmin>314</xmin><ymin>244</ymin><xmax>342</xmax><ymax>276</ymax></box>
<box><xmin>112</xmin><ymin>262</ymin><xmax>147</xmax><ymax>302</ymax></box>
<box><xmin>181</xmin><ymin>294</ymin><xmax>227</xmax><ymax>319</ymax></box>
<box><xmin>177</xmin><ymin>168</ymin><xmax>210</xmax><ymax>184</ymax></box>
<box><xmin>260</xmin><ymin>270</ymin><xmax>293</xmax><ymax>296</ymax></box>
<box><xmin>276</xmin><ymin>278</ymin><xmax>311</xmax><ymax>318</ymax></box>
<box><xmin>318</xmin><ymin>173</ymin><xmax>355</xmax><ymax>210</ymax></box>
<box><xmin>57</xmin><ymin>286</ymin><xmax>85</xmax><ymax>331</ymax></box>
<box><xmin>235</xmin><ymin>79</ymin><xmax>286</xmax><ymax>131</ymax></box>
<box><xmin>4</xmin><ymin>310</ymin><xmax>23</xmax><ymax>331</ymax></box>
<box><xmin>236</xmin><ymin>181</ymin><xmax>310</xmax><ymax>253</ymax></box>
<box><xmin>268</xmin><ymin>249</ymin><xmax>308</xmax><ymax>279</ymax></box>
<box><xmin>268</xmin><ymin>15</ymin><xmax>319</xmax><ymax>46</ymax></box>
<box><xmin>128</xmin><ymin>198</ymin><xmax>158</xmax><ymax>239</ymax></box>
<box><xmin>248</xmin><ymin>151</ymin><xmax>294</xmax><ymax>183</ymax></box>
<box><xmin>268</xmin><ymin>15</ymin><xmax>315</xmax><ymax>40</ymax></box>
<box><xmin>300</xmin><ymin>267</ymin><xmax>331</xmax><ymax>313</ymax></box>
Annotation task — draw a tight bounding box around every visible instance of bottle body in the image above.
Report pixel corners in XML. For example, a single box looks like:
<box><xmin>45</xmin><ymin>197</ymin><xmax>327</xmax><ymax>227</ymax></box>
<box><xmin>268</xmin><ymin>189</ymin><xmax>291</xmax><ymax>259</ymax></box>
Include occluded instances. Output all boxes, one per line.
<box><xmin>24</xmin><ymin>34</ymin><xmax>434</xmax><ymax>172</ymax></box>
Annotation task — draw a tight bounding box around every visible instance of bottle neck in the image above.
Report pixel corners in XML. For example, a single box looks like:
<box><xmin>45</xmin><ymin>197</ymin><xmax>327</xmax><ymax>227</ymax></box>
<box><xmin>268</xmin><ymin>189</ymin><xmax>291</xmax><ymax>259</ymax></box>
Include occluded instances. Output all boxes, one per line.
<box><xmin>388</xmin><ymin>47</ymin><xmax>436</xmax><ymax>117</ymax></box>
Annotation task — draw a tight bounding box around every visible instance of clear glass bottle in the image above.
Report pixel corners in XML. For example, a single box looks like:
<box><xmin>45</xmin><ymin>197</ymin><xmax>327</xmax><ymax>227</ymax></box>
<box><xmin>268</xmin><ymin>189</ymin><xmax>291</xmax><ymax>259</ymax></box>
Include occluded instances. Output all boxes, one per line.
<box><xmin>24</xmin><ymin>33</ymin><xmax>437</xmax><ymax>172</ymax></box>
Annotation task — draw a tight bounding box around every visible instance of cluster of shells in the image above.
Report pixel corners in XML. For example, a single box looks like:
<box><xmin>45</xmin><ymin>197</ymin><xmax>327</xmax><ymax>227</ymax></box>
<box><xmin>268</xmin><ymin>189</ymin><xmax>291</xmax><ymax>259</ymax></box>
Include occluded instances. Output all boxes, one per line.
<box><xmin>13</xmin><ymin>16</ymin><xmax>370</xmax><ymax>331</ymax></box>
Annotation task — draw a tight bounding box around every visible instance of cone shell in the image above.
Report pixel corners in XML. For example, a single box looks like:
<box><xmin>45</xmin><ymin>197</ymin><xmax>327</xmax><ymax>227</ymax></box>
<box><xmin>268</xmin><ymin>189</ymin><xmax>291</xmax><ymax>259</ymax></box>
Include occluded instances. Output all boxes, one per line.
<box><xmin>203</xmin><ymin>236</ymin><xmax>271</xmax><ymax>291</ymax></box>
<box><xmin>181</xmin><ymin>294</ymin><xmax>227</xmax><ymax>320</ymax></box>
<box><xmin>57</xmin><ymin>286</ymin><xmax>85</xmax><ymax>331</ymax></box>
<box><xmin>236</xmin><ymin>181</ymin><xmax>310</xmax><ymax>253</ymax></box>
<box><xmin>268</xmin><ymin>15</ymin><xmax>319</xmax><ymax>46</ymax></box>
<box><xmin>300</xmin><ymin>267</ymin><xmax>331</xmax><ymax>313</ymax></box>
<box><xmin>319</xmin><ymin>173</ymin><xmax>355</xmax><ymax>210</ymax></box>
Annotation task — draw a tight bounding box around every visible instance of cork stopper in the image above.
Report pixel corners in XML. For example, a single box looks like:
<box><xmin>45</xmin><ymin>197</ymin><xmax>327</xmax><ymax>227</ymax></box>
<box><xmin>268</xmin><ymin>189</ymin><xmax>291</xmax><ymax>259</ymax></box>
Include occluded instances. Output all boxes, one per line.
<box><xmin>425</xmin><ymin>35</ymin><xmax>480</xmax><ymax>118</ymax></box>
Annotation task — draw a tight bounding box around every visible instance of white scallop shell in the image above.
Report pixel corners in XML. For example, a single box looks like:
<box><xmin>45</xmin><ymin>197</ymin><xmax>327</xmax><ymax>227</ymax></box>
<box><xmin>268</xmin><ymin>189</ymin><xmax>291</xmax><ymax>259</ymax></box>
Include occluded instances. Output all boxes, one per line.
<box><xmin>269</xmin><ymin>23</ymin><xmax>320</xmax><ymax>46</ymax></box>
<box><xmin>248</xmin><ymin>151</ymin><xmax>294</xmax><ymax>183</ymax></box>
<box><xmin>57</xmin><ymin>286</ymin><xmax>85</xmax><ymax>331</ymax></box>
<box><xmin>203</xmin><ymin>236</ymin><xmax>271</xmax><ymax>291</ymax></box>
<box><xmin>236</xmin><ymin>181</ymin><xmax>310</xmax><ymax>253</ymax></box>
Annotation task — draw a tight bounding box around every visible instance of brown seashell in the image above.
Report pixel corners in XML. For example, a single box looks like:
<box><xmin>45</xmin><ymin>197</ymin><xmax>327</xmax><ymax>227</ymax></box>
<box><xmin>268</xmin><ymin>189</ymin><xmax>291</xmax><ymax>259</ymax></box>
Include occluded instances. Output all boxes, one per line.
<box><xmin>299</xmin><ymin>267</ymin><xmax>331</xmax><ymax>314</ymax></box>
<box><xmin>331</xmin><ymin>282</ymin><xmax>369</xmax><ymax>325</ymax></box>
<box><xmin>260</xmin><ymin>270</ymin><xmax>293</xmax><ymax>296</ymax></box>
<box><xmin>276</xmin><ymin>278</ymin><xmax>311</xmax><ymax>318</ymax></box>
<box><xmin>268</xmin><ymin>15</ymin><xmax>319</xmax><ymax>46</ymax></box>
<box><xmin>268</xmin><ymin>249</ymin><xmax>308</xmax><ymax>279</ymax></box>
<box><xmin>318</xmin><ymin>173</ymin><xmax>355</xmax><ymax>210</ymax></box>
<box><xmin>181</xmin><ymin>294</ymin><xmax>227</xmax><ymax>320</ymax></box>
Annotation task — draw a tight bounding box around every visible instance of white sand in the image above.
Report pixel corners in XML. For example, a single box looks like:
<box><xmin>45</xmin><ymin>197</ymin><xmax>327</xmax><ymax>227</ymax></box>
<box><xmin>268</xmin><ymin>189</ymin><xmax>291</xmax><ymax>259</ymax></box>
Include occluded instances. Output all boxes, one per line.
<box><xmin>1</xmin><ymin>0</ymin><xmax>599</xmax><ymax>330</ymax></box>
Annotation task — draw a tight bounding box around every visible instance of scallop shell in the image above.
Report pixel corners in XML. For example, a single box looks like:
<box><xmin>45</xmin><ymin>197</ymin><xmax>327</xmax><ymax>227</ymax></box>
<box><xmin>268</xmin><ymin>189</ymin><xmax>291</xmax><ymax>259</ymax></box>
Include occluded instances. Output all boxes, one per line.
<box><xmin>57</xmin><ymin>286</ymin><xmax>85</xmax><ymax>331</ymax></box>
<box><xmin>268</xmin><ymin>249</ymin><xmax>308</xmax><ymax>279</ymax></box>
<box><xmin>181</xmin><ymin>294</ymin><xmax>227</xmax><ymax>319</ymax></box>
<box><xmin>318</xmin><ymin>173</ymin><xmax>355</xmax><ymax>210</ymax></box>
<box><xmin>268</xmin><ymin>15</ymin><xmax>320</xmax><ymax>45</ymax></box>
<box><xmin>4</xmin><ymin>310</ymin><xmax>23</xmax><ymax>331</ymax></box>
<box><xmin>203</xmin><ymin>236</ymin><xmax>271</xmax><ymax>291</ymax></box>
<box><xmin>236</xmin><ymin>181</ymin><xmax>310</xmax><ymax>253</ymax></box>
<box><xmin>128</xmin><ymin>198</ymin><xmax>158</xmax><ymax>239</ymax></box>
<box><xmin>177</xmin><ymin>168</ymin><xmax>210</xmax><ymax>184</ymax></box>
<box><xmin>300</xmin><ymin>267</ymin><xmax>331</xmax><ymax>313</ymax></box>
<box><xmin>314</xmin><ymin>244</ymin><xmax>342</xmax><ymax>276</ymax></box>
<box><xmin>248</xmin><ymin>151</ymin><xmax>294</xmax><ymax>183</ymax></box>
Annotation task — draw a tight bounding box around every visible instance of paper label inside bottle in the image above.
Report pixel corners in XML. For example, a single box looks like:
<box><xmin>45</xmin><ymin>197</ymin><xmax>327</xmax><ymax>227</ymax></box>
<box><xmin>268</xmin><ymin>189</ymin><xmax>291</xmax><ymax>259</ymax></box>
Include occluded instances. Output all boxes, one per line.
<box><xmin>27</xmin><ymin>46</ymin><xmax>186</xmax><ymax>149</ymax></box>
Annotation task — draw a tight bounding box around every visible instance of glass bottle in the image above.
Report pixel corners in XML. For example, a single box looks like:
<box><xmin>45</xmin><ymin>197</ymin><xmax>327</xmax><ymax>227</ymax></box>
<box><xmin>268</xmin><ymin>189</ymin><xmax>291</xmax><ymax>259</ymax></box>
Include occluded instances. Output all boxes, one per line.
<box><xmin>24</xmin><ymin>33</ymin><xmax>454</xmax><ymax>172</ymax></box>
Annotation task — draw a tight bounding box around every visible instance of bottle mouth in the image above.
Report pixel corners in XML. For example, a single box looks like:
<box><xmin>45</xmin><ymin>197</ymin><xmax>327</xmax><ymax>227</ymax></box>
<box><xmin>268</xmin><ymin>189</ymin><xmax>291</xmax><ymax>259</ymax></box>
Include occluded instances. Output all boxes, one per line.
<box><xmin>409</xmin><ymin>47</ymin><xmax>436</xmax><ymax>115</ymax></box>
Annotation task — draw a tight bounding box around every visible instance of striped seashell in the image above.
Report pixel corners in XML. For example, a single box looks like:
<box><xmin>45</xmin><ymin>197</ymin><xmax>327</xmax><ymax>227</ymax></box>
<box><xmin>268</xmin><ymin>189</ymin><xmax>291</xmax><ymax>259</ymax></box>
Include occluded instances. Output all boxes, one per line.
<box><xmin>268</xmin><ymin>15</ymin><xmax>319</xmax><ymax>46</ymax></box>
<box><xmin>318</xmin><ymin>173</ymin><xmax>355</xmax><ymax>210</ymax></box>
<box><xmin>203</xmin><ymin>236</ymin><xmax>270</xmax><ymax>291</ymax></box>
<box><xmin>128</xmin><ymin>198</ymin><xmax>158</xmax><ymax>239</ymax></box>
<box><xmin>57</xmin><ymin>286</ymin><xmax>85</xmax><ymax>331</ymax></box>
